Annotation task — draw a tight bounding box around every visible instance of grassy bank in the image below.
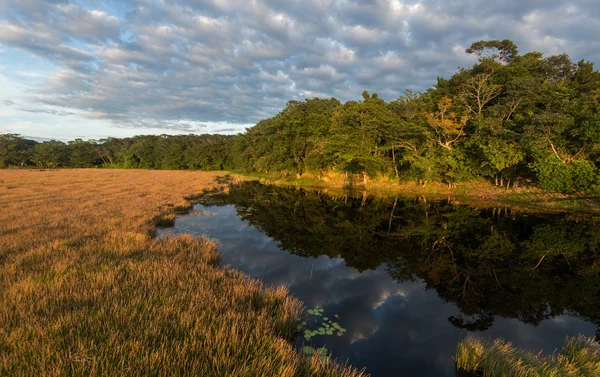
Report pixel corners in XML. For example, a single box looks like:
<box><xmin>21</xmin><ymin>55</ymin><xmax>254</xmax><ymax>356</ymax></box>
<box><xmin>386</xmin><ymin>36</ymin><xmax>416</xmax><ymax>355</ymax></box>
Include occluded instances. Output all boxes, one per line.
<box><xmin>456</xmin><ymin>336</ymin><xmax>600</xmax><ymax>377</ymax></box>
<box><xmin>0</xmin><ymin>169</ymin><xmax>365</xmax><ymax>377</ymax></box>
<box><xmin>231</xmin><ymin>171</ymin><xmax>600</xmax><ymax>215</ymax></box>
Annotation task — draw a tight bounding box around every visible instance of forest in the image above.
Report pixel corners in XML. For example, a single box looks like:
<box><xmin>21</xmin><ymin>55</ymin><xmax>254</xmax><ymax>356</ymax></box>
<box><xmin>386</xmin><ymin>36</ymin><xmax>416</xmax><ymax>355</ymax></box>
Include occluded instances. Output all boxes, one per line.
<box><xmin>2</xmin><ymin>40</ymin><xmax>600</xmax><ymax>193</ymax></box>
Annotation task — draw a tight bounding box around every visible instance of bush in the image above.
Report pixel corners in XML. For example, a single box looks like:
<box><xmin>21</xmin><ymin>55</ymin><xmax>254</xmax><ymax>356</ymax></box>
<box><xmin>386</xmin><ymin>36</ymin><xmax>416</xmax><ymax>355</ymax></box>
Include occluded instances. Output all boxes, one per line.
<box><xmin>531</xmin><ymin>155</ymin><xmax>599</xmax><ymax>193</ymax></box>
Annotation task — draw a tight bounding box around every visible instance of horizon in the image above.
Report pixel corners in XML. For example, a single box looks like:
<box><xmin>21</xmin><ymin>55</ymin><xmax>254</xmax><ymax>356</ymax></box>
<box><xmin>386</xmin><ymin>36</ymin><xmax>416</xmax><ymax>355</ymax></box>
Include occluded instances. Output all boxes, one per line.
<box><xmin>1</xmin><ymin>0</ymin><xmax>599</xmax><ymax>140</ymax></box>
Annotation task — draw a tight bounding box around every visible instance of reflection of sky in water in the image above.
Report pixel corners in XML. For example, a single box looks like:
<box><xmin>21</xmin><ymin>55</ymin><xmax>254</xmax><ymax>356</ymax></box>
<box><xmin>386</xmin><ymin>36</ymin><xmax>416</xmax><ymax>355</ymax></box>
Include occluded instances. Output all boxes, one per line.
<box><xmin>159</xmin><ymin>204</ymin><xmax>597</xmax><ymax>377</ymax></box>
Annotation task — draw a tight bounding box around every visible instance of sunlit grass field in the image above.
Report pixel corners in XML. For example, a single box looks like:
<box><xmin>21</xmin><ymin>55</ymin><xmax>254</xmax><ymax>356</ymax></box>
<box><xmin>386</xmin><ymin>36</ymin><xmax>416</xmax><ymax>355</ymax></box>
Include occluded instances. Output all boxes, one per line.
<box><xmin>0</xmin><ymin>169</ymin><xmax>365</xmax><ymax>377</ymax></box>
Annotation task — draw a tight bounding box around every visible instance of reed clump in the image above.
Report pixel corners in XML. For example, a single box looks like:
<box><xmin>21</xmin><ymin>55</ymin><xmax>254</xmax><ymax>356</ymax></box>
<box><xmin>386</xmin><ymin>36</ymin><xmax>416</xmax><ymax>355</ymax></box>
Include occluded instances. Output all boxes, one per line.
<box><xmin>0</xmin><ymin>169</ymin><xmax>366</xmax><ymax>377</ymax></box>
<box><xmin>456</xmin><ymin>336</ymin><xmax>600</xmax><ymax>377</ymax></box>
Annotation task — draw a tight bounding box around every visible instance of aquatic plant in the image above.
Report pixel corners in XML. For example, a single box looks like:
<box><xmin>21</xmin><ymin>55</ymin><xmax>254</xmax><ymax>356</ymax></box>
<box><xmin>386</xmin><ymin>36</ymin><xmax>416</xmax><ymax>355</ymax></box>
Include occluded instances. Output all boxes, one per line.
<box><xmin>299</xmin><ymin>308</ymin><xmax>347</xmax><ymax>340</ymax></box>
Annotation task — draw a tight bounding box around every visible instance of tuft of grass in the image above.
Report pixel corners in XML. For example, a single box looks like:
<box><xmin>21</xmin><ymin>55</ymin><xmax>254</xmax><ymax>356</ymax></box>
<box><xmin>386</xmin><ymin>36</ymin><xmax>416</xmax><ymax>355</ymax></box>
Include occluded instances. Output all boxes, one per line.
<box><xmin>154</xmin><ymin>212</ymin><xmax>176</xmax><ymax>226</ymax></box>
<box><xmin>456</xmin><ymin>336</ymin><xmax>600</xmax><ymax>377</ymax></box>
<box><xmin>0</xmin><ymin>169</ymin><xmax>367</xmax><ymax>377</ymax></box>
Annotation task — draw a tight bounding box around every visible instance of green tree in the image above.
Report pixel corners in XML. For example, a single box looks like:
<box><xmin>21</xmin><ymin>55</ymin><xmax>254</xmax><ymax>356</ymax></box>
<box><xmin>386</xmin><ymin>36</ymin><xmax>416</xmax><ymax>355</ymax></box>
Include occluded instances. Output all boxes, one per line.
<box><xmin>32</xmin><ymin>140</ymin><xmax>68</xmax><ymax>168</ymax></box>
<box><xmin>0</xmin><ymin>134</ymin><xmax>36</xmax><ymax>167</ymax></box>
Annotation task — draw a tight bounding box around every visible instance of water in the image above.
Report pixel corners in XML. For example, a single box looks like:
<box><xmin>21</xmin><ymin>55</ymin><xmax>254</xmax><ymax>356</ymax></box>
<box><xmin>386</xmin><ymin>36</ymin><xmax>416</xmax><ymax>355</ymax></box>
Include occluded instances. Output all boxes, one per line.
<box><xmin>158</xmin><ymin>182</ymin><xmax>600</xmax><ymax>377</ymax></box>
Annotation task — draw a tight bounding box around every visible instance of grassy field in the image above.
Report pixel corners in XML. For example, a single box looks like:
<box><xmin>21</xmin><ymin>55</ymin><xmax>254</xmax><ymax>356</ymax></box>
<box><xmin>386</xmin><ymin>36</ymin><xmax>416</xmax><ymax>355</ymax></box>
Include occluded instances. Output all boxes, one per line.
<box><xmin>233</xmin><ymin>172</ymin><xmax>600</xmax><ymax>216</ymax></box>
<box><xmin>0</xmin><ymin>169</ymin><xmax>365</xmax><ymax>377</ymax></box>
<box><xmin>456</xmin><ymin>336</ymin><xmax>600</xmax><ymax>377</ymax></box>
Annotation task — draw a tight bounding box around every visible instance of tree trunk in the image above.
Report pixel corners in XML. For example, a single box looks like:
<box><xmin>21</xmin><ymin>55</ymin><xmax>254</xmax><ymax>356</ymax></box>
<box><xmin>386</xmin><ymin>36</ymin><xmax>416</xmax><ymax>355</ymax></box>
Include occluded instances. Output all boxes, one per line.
<box><xmin>391</xmin><ymin>145</ymin><xmax>399</xmax><ymax>178</ymax></box>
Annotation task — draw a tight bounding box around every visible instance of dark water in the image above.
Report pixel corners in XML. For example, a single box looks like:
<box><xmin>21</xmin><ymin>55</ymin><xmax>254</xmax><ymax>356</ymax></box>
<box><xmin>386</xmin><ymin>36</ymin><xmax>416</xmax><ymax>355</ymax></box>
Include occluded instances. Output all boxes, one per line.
<box><xmin>158</xmin><ymin>182</ymin><xmax>600</xmax><ymax>377</ymax></box>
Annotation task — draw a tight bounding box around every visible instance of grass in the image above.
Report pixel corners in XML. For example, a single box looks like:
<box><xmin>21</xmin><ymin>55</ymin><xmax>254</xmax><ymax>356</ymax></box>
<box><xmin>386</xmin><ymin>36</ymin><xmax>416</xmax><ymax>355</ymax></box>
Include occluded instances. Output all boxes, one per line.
<box><xmin>456</xmin><ymin>336</ymin><xmax>600</xmax><ymax>377</ymax></box>
<box><xmin>0</xmin><ymin>169</ymin><xmax>366</xmax><ymax>377</ymax></box>
<box><xmin>231</xmin><ymin>171</ymin><xmax>600</xmax><ymax>216</ymax></box>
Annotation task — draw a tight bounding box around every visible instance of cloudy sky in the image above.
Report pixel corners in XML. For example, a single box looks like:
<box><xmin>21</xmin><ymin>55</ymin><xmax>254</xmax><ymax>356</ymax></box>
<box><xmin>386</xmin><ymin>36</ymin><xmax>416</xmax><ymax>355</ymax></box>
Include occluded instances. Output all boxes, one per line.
<box><xmin>1</xmin><ymin>0</ymin><xmax>599</xmax><ymax>140</ymax></box>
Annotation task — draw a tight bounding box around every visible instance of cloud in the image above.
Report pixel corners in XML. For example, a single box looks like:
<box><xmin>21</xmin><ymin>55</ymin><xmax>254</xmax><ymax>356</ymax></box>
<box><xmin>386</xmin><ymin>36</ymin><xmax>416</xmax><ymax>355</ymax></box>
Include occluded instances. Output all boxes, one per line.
<box><xmin>0</xmin><ymin>0</ymin><xmax>598</xmax><ymax>134</ymax></box>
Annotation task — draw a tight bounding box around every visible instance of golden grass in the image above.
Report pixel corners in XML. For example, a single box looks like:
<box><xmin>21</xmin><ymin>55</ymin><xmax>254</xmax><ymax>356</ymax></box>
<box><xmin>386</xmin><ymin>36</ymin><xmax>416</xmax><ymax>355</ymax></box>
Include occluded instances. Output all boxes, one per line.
<box><xmin>456</xmin><ymin>336</ymin><xmax>600</xmax><ymax>377</ymax></box>
<box><xmin>0</xmin><ymin>169</ymin><xmax>366</xmax><ymax>377</ymax></box>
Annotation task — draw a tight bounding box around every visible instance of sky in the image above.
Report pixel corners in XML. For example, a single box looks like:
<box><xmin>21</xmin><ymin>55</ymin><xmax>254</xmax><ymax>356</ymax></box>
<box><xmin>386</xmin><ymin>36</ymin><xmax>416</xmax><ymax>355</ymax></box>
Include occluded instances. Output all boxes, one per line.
<box><xmin>0</xmin><ymin>0</ymin><xmax>599</xmax><ymax>141</ymax></box>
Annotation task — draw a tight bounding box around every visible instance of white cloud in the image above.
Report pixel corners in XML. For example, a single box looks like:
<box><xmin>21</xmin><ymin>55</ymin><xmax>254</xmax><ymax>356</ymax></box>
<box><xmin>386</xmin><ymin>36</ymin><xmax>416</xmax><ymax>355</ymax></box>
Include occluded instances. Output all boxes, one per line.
<box><xmin>0</xmin><ymin>0</ymin><xmax>598</xmax><ymax>137</ymax></box>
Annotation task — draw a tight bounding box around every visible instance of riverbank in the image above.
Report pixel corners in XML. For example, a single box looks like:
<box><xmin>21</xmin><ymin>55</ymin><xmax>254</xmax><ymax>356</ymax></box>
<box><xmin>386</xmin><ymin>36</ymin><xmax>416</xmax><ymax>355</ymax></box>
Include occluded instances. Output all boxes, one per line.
<box><xmin>0</xmin><ymin>169</ymin><xmax>365</xmax><ymax>377</ymax></box>
<box><xmin>231</xmin><ymin>171</ymin><xmax>600</xmax><ymax>216</ymax></box>
<box><xmin>456</xmin><ymin>336</ymin><xmax>600</xmax><ymax>377</ymax></box>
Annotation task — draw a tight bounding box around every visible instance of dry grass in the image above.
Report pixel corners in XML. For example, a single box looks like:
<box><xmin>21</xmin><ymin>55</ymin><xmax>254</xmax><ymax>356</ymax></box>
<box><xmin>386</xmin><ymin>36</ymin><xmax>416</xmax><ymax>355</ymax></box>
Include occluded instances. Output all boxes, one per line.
<box><xmin>0</xmin><ymin>169</ymin><xmax>366</xmax><ymax>377</ymax></box>
<box><xmin>456</xmin><ymin>336</ymin><xmax>600</xmax><ymax>377</ymax></box>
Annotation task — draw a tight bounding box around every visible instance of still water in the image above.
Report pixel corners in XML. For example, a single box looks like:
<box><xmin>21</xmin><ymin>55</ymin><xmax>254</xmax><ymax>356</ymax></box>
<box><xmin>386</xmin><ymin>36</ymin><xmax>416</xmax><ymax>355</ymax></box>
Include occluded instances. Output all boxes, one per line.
<box><xmin>158</xmin><ymin>182</ymin><xmax>600</xmax><ymax>376</ymax></box>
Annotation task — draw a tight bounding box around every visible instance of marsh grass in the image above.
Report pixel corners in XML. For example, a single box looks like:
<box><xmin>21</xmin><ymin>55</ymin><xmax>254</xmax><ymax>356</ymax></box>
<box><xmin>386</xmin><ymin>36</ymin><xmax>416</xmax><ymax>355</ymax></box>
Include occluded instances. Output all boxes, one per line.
<box><xmin>154</xmin><ymin>212</ymin><xmax>177</xmax><ymax>226</ymax></box>
<box><xmin>456</xmin><ymin>336</ymin><xmax>600</xmax><ymax>377</ymax></box>
<box><xmin>0</xmin><ymin>169</ymin><xmax>366</xmax><ymax>377</ymax></box>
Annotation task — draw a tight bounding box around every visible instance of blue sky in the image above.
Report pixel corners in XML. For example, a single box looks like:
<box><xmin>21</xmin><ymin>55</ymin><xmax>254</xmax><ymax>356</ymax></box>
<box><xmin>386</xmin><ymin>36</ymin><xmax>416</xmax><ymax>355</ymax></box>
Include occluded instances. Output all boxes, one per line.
<box><xmin>1</xmin><ymin>0</ymin><xmax>599</xmax><ymax>141</ymax></box>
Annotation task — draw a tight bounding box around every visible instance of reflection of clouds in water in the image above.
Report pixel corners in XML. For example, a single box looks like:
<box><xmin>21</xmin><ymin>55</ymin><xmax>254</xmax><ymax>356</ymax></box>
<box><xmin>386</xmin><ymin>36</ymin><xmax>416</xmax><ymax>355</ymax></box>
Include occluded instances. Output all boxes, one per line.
<box><xmin>166</xmin><ymin>203</ymin><xmax>598</xmax><ymax>377</ymax></box>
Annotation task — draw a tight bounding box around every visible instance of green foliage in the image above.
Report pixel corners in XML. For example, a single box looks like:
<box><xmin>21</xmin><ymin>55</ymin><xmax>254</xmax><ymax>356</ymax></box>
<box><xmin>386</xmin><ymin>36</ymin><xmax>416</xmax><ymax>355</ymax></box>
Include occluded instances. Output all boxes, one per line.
<box><xmin>299</xmin><ymin>309</ymin><xmax>347</xmax><ymax>341</ymax></box>
<box><xmin>32</xmin><ymin>140</ymin><xmax>68</xmax><ymax>168</ymax></box>
<box><xmin>0</xmin><ymin>134</ymin><xmax>36</xmax><ymax>167</ymax></box>
<box><xmin>531</xmin><ymin>154</ymin><xmax>599</xmax><ymax>192</ymax></box>
<box><xmin>2</xmin><ymin>39</ymin><xmax>599</xmax><ymax>191</ymax></box>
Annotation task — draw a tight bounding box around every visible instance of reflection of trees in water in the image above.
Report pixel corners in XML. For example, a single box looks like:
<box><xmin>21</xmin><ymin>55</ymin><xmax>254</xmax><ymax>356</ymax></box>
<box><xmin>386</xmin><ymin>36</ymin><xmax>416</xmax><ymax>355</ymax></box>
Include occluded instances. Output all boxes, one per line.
<box><xmin>205</xmin><ymin>182</ymin><xmax>600</xmax><ymax>331</ymax></box>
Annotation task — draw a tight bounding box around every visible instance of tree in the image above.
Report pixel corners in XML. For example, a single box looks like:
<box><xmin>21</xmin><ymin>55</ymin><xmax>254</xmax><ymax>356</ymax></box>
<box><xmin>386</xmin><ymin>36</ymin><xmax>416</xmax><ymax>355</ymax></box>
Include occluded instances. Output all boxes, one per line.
<box><xmin>466</xmin><ymin>39</ymin><xmax>519</xmax><ymax>64</ymax></box>
<box><xmin>459</xmin><ymin>74</ymin><xmax>502</xmax><ymax>118</ymax></box>
<box><xmin>0</xmin><ymin>134</ymin><xmax>36</xmax><ymax>167</ymax></box>
<box><xmin>68</xmin><ymin>139</ymin><xmax>101</xmax><ymax>167</ymax></box>
<box><xmin>327</xmin><ymin>94</ymin><xmax>395</xmax><ymax>181</ymax></box>
<box><xmin>424</xmin><ymin>97</ymin><xmax>470</xmax><ymax>150</ymax></box>
<box><xmin>33</xmin><ymin>141</ymin><xmax>68</xmax><ymax>168</ymax></box>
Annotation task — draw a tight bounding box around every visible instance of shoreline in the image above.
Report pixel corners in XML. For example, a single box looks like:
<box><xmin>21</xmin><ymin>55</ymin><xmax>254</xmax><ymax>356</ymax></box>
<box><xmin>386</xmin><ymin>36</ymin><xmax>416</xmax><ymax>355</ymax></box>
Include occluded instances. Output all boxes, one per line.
<box><xmin>231</xmin><ymin>171</ymin><xmax>600</xmax><ymax>216</ymax></box>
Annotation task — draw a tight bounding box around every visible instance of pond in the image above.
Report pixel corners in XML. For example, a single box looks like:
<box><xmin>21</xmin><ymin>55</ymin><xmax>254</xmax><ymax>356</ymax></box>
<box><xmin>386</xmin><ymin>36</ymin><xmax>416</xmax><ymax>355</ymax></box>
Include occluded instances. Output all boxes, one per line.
<box><xmin>158</xmin><ymin>181</ymin><xmax>600</xmax><ymax>377</ymax></box>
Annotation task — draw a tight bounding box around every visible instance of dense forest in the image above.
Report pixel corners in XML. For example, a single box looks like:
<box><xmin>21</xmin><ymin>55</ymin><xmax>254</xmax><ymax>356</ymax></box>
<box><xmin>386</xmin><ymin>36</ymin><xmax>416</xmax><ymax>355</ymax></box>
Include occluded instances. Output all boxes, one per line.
<box><xmin>2</xmin><ymin>40</ymin><xmax>600</xmax><ymax>193</ymax></box>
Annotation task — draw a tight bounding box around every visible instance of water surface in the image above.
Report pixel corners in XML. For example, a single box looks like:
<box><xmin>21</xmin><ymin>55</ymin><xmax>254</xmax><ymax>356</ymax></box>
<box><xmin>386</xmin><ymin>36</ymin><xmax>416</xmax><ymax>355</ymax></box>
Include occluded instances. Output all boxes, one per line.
<box><xmin>159</xmin><ymin>182</ymin><xmax>600</xmax><ymax>377</ymax></box>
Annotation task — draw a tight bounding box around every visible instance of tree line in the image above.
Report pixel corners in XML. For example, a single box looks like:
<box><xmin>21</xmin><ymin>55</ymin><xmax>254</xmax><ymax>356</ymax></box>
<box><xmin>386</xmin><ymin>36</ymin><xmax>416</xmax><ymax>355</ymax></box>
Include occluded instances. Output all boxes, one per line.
<box><xmin>2</xmin><ymin>40</ymin><xmax>600</xmax><ymax>192</ymax></box>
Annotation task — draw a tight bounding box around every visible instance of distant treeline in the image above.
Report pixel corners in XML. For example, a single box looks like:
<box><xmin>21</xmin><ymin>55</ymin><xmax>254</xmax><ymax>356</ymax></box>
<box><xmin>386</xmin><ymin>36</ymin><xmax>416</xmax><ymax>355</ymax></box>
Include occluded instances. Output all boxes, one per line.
<box><xmin>2</xmin><ymin>40</ymin><xmax>600</xmax><ymax>192</ymax></box>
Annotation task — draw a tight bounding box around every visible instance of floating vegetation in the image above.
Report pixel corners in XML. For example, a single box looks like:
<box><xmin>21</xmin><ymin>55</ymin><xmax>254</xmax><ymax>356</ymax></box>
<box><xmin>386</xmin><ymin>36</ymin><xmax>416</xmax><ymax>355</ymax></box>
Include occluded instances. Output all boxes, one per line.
<box><xmin>298</xmin><ymin>307</ymin><xmax>347</xmax><ymax>341</ymax></box>
<box><xmin>302</xmin><ymin>346</ymin><xmax>330</xmax><ymax>363</ymax></box>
